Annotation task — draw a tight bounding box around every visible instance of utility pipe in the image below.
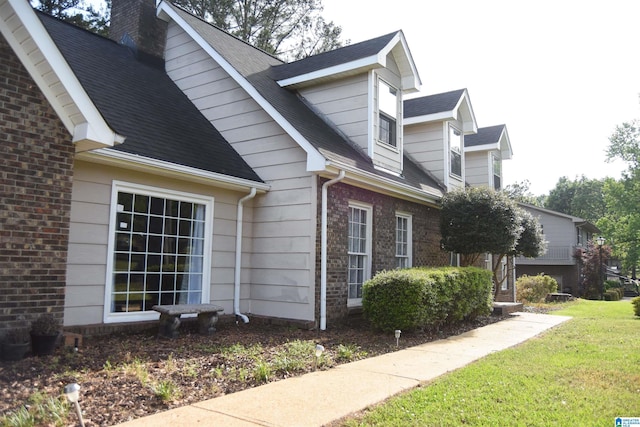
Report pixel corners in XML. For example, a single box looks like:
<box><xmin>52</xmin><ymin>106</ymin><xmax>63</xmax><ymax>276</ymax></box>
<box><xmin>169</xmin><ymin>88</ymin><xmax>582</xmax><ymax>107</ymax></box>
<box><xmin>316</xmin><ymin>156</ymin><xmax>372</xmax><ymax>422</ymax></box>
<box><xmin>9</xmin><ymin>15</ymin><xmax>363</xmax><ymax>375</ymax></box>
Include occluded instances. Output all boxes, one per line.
<box><xmin>320</xmin><ymin>170</ymin><xmax>345</xmax><ymax>330</ymax></box>
<box><xmin>234</xmin><ymin>187</ymin><xmax>257</xmax><ymax>323</ymax></box>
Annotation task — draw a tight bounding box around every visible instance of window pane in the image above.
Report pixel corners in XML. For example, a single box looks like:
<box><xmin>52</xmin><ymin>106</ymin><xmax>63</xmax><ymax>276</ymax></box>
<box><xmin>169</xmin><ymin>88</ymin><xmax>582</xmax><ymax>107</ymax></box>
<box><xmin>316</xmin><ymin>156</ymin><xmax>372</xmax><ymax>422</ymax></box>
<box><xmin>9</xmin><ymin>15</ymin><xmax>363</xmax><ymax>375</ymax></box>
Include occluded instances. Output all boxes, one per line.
<box><xmin>111</xmin><ymin>190</ymin><xmax>207</xmax><ymax>313</ymax></box>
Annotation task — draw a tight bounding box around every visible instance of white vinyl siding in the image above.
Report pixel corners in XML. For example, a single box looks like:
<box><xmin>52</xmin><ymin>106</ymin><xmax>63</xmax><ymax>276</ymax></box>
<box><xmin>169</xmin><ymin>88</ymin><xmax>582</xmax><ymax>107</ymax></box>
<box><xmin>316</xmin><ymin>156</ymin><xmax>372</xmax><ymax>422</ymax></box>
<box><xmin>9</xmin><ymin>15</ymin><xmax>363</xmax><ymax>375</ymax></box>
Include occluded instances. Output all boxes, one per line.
<box><xmin>372</xmin><ymin>69</ymin><xmax>403</xmax><ymax>173</ymax></box>
<box><xmin>299</xmin><ymin>74</ymin><xmax>369</xmax><ymax>152</ymax></box>
<box><xmin>404</xmin><ymin>122</ymin><xmax>445</xmax><ymax>181</ymax></box>
<box><xmin>464</xmin><ymin>151</ymin><xmax>490</xmax><ymax>188</ymax></box>
<box><xmin>348</xmin><ymin>203</ymin><xmax>372</xmax><ymax>306</ymax></box>
<box><xmin>165</xmin><ymin>22</ymin><xmax>317</xmax><ymax>321</ymax></box>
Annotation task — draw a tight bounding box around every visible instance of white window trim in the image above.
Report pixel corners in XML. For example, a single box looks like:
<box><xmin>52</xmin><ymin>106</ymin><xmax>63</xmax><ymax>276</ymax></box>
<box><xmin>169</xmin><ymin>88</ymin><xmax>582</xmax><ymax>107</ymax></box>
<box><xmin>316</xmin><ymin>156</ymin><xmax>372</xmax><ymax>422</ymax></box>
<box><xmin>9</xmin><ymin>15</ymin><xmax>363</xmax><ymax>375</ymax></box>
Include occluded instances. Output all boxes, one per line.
<box><xmin>347</xmin><ymin>201</ymin><xmax>372</xmax><ymax>307</ymax></box>
<box><xmin>492</xmin><ymin>153</ymin><xmax>502</xmax><ymax>190</ymax></box>
<box><xmin>395</xmin><ymin>212</ymin><xmax>412</xmax><ymax>268</ymax></box>
<box><xmin>376</xmin><ymin>77</ymin><xmax>400</xmax><ymax>151</ymax></box>
<box><xmin>103</xmin><ymin>181</ymin><xmax>214</xmax><ymax>323</ymax></box>
<box><xmin>448</xmin><ymin>123</ymin><xmax>463</xmax><ymax>179</ymax></box>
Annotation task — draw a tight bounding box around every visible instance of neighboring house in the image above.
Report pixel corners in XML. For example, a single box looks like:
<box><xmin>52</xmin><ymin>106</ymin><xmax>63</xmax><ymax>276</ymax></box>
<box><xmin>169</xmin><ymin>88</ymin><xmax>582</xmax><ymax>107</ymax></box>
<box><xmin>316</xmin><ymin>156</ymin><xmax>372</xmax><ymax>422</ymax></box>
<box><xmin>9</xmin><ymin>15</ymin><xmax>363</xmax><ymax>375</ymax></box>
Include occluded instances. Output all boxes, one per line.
<box><xmin>515</xmin><ymin>203</ymin><xmax>600</xmax><ymax>295</ymax></box>
<box><xmin>464</xmin><ymin>125</ymin><xmax>516</xmax><ymax>302</ymax></box>
<box><xmin>0</xmin><ymin>0</ymin><xmax>512</xmax><ymax>334</ymax></box>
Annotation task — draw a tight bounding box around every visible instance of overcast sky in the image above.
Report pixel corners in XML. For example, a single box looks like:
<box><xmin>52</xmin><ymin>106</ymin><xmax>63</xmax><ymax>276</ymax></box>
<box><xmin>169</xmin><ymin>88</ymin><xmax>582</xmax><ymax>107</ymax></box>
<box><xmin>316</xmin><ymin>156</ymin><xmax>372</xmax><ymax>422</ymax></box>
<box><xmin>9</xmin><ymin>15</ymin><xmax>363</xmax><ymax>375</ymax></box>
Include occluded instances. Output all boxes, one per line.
<box><xmin>321</xmin><ymin>0</ymin><xmax>640</xmax><ymax>195</ymax></box>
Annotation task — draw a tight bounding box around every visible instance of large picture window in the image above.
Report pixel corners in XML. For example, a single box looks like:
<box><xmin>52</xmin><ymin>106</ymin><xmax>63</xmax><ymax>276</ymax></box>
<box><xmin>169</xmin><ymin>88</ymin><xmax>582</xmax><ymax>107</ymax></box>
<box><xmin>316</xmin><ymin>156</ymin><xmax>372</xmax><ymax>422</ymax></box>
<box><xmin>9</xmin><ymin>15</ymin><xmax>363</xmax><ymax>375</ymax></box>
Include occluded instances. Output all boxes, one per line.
<box><xmin>106</xmin><ymin>183</ymin><xmax>212</xmax><ymax>321</ymax></box>
<box><xmin>348</xmin><ymin>203</ymin><xmax>372</xmax><ymax>305</ymax></box>
<box><xmin>396</xmin><ymin>213</ymin><xmax>412</xmax><ymax>268</ymax></box>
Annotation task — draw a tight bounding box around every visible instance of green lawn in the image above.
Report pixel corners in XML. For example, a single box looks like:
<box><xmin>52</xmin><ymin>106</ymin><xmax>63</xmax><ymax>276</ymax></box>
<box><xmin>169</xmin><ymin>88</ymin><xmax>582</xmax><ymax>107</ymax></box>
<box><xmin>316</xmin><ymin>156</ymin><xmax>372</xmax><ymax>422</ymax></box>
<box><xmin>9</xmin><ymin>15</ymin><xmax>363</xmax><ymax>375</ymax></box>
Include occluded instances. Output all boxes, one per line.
<box><xmin>342</xmin><ymin>300</ymin><xmax>640</xmax><ymax>426</ymax></box>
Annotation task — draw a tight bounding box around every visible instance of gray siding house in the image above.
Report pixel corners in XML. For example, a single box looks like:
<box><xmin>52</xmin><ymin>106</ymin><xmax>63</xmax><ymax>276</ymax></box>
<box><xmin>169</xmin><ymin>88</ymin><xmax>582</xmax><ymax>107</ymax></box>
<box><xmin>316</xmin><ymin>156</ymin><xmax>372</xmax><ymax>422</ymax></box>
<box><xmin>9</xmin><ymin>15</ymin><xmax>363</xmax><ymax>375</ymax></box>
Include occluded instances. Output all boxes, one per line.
<box><xmin>515</xmin><ymin>203</ymin><xmax>599</xmax><ymax>295</ymax></box>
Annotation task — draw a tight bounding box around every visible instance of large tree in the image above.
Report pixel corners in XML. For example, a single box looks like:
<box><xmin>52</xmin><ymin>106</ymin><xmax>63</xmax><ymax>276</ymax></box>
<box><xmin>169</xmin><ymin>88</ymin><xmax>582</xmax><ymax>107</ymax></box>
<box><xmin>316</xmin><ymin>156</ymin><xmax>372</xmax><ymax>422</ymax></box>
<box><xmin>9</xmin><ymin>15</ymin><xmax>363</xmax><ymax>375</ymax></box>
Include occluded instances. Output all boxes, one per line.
<box><xmin>440</xmin><ymin>187</ymin><xmax>546</xmax><ymax>296</ymax></box>
<box><xmin>545</xmin><ymin>175</ymin><xmax>606</xmax><ymax>223</ymax></box>
<box><xmin>172</xmin><ymin>0</ymin><xmax>345</xmax><ymax>60</ymax></box>
<box><xmin>31</xmin><ymin>0</ymin><xmax>111</xmax><ymax>36</ymax></box>
<box><xmin>601</xmin><ymin>119</ymin><xmax>640</xmax><ymax>277</ymax></box>
<box><xmin>502</xmin><ymin>179</ymin><xmax>545</xmax><ymax>206</ymax></box>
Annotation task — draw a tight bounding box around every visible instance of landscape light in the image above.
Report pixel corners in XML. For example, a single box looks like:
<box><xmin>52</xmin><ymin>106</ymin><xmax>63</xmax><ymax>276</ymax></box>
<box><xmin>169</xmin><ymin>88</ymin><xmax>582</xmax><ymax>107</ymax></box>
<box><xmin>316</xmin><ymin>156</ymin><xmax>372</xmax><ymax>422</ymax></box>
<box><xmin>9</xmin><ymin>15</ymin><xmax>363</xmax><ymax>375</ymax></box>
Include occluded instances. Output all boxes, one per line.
<box><xmin>395</xmin><ymin>329</ymin><xmax>401</xmax><ymax>347</ymax></box>
<box><xmin>314</xmin><ymin>344</ymin><xmax>325</xmax><ymax>370</ymax></box>
<box><xmin>63</xmin><ymin>383</ymin><xmax>85</xmax><ymax>427</ymax></box>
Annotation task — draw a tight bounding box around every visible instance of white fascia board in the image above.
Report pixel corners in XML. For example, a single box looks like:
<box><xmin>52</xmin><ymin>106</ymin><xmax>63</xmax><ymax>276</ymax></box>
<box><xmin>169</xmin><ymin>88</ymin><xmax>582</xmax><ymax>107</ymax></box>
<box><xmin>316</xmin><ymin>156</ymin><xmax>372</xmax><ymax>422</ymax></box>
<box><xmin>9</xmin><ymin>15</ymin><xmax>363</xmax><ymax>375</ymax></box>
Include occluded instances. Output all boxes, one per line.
<box><xmin>500</xmin><ymin>128</ymin><xmax>514</xmax><ymax>159</ymax></box>
<box><xmin>464</xmin><ymin>142</ymin><xmax>500</xmax><ymax>153</ymax></box>
<box><xmin>325</xmin><ymin>162</ymin><xmax>442</xmax><ymax>205</ymax></box>
<box><xmin>1</xmin><ymin>0</ymin><xmax>123</xmax><ymax>149</ymax></box>
<box><xmin>158</xmin><ymin>2</ymin><xmax>326</xmax><ymax>172</ymax></box>
<box><xmin>78</xmin><ymin>149</ymin><xmax>271</xmax><ymax>193</ymax></box>
<box><xmin>379</xmin><ymin>31</ymin><xmax>421</xmax><ymax>92</ymax></box>
<box><xmin>456</xmin><ymin>89</ymin><xmax>478</xmax><ymax>134</ymax></box>
<box><xmin>276</xmin><ymin>55</ymin><xmax>380</xmax><ymax>87</ymax></box>
<box><xmin>404</xmin><ymin>110</ymin><xmax>454</xmax><ymax>125</ymax></box>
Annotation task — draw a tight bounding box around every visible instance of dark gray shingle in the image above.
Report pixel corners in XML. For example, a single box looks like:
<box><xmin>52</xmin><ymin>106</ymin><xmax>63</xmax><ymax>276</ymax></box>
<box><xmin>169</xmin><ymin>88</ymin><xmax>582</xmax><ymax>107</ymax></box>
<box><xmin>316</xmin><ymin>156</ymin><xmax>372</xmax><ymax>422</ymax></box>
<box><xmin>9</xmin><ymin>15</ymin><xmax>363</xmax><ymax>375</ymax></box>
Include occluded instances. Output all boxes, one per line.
<box><xmin>464</xmin><ymin>125</ymin><xmax>506</xmax><ymax>147</ymax></box>
<box><xmin>404</xmin><ymin>89</ymin><xmax>465</xmax><ymax>118</ymax></box>
<box><xmin>38</xmin><ymin>12</ymin><xmax>262</xmax><ymax>183</ymax></box>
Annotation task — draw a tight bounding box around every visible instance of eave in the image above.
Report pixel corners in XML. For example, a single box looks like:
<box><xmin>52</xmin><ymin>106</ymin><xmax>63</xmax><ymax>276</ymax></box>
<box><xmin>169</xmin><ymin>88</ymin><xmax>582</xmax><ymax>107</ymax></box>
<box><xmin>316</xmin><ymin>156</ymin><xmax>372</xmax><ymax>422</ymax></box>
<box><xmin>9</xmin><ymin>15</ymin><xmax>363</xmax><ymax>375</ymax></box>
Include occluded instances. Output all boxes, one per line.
<box><xmin>276</xmin><ymin>32</ymin><xmax>421</xmax><ymax>93</ymax></box>
<box><xmin>77</xmin><ymin>149</ymin><xmax>271</xmax><ymax>193</ymax></box>
<box><xmin>0</xmin><ymin>0</ymin><xmax>124</xmax><ymax>152</ymax></box>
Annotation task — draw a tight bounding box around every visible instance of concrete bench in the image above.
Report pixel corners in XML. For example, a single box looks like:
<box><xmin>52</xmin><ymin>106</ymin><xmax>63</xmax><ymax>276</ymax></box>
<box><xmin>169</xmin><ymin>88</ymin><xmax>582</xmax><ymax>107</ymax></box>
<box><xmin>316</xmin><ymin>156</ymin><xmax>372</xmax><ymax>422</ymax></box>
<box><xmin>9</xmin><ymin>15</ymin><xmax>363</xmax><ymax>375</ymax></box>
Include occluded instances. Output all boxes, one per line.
<box><xmin>152</xmin><ymin>304</ymin><xmax>224</xmax><ymax>339</ymax></box>
<box><xmin>545</xmin><ymin>292</ymin><xmax>574</xmax><ymax>303</ymax></box>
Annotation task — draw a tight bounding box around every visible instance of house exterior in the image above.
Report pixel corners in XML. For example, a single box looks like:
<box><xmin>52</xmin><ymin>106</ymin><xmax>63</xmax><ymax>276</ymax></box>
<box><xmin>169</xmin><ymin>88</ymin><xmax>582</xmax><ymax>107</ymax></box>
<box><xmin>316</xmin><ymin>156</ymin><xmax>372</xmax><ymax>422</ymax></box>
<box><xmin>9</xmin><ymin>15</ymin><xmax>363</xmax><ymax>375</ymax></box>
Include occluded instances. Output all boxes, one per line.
<box><xmin>515</xmin><ymin>203</ymin><xmax>600</xmax><ymax>295</ymax></box>
<box><xmin>0</xmin><ymin>0</ymin><xmax>512</xmax><ymax>334</ymax></box>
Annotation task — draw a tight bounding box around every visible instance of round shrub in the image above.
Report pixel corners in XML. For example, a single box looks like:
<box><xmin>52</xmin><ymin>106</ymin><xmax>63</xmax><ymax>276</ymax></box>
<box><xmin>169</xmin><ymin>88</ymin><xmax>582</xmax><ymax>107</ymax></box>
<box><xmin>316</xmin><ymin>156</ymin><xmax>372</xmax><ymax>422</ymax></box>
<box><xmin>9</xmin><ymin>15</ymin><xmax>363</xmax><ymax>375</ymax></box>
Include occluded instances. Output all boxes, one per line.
<box><xmin>516</xmin><ymin>274</ymin><xmax>558</xmax><ymax>303</ymax></box>
<box><xmin>632</xmin><ymin>297</ymin><xmax>640</xmax><ymax>317</ymax></box>
<box><xmin>362</xmin><ymin>269</ymin><xmax>434</xmax><ymax>332</ymax></box>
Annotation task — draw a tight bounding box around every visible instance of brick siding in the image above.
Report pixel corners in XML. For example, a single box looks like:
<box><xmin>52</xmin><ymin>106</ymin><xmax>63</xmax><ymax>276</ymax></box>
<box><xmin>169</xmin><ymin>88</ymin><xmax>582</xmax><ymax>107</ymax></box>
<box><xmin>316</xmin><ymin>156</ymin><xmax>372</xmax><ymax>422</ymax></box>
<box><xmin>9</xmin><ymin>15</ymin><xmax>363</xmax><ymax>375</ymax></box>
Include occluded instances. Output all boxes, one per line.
<box><xmin>315</xmin><ymin>177</ymin><xmax>449</xmax><ymax>323</ymax></box>
<box><xmin>0</xmin><ymin>36</ymin><xmax>74</xmax><ymax>332</ymax></box>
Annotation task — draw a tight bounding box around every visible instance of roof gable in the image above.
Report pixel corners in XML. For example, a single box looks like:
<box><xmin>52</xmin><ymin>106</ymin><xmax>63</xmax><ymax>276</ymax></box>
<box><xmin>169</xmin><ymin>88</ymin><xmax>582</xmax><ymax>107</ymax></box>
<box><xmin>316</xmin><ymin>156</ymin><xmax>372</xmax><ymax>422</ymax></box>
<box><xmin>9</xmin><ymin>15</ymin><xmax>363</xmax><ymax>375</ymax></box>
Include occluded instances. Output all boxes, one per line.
<box><xmin>38</xmin><ymin>11</ymin><xmax>262</xmax><ymax>184</ymax></box>
<box><xmin>160</xmin><ymin>2</ymin><xmax>444</xmax><ymax>201</ymax></box>
<box><xmin>464</xmin><ymin>124</ymin><xmax>513</xmax><ymax>159</ymax></box>
<box><xmin>0</xmin><ymin>0</ymin><xmax>123</xmax><ymax>151</ymax></box>
<box><xmin>403</xmin><ymin>88</ymin><xmax>478</xmax><ymax>133</ymax></box>
<box><xmin>273</xmin><ymin>31</ymin><xmax>421</xmax><ymax>92</ymax></box>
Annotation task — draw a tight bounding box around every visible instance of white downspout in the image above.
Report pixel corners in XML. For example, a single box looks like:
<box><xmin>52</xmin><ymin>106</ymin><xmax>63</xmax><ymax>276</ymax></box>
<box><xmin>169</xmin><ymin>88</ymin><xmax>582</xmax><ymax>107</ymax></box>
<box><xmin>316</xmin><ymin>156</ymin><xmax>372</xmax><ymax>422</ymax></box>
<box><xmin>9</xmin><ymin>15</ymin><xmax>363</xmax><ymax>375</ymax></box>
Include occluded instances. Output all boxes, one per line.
<box><xmin>235</xmin><ymin>187</ymin><xmax>257</xmax><ymax>324</ymax></box>
<box><xmin>320</xmin><ymin>170</ymin><xmax>345</xmax><ymax>330</ymax></box>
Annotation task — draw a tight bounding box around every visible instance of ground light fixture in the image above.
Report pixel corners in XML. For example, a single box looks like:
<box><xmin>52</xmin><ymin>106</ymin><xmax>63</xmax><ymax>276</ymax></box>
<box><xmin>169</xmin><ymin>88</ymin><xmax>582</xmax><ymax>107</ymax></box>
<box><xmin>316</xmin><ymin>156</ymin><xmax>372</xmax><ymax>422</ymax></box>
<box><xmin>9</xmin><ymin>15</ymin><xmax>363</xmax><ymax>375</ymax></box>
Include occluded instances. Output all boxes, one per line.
<box><xmin>314</xmin><ymin>344</ymin><xmax>325</xmax><ymax>370</ymax></box>
<box><xmin>395</xmin><ymin>329</ymin><xmax>401</xmax><ymax>347</ymax></box>
<box><xmin>596</xmin><ymin>236</ymin><xmax>606</xmax><ymax>299</ymax></box>
<box><xmin>63</xmin><ymin>383</ymin><xmax>85</xmax><ymax>427</ymax></box>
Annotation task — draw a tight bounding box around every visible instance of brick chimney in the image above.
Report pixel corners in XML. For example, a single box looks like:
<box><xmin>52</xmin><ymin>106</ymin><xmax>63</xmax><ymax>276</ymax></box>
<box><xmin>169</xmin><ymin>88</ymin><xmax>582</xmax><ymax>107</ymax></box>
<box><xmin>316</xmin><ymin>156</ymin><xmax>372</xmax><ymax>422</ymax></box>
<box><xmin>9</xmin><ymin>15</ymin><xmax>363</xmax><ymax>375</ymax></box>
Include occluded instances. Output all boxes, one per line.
<box><xmin>109</xmin><ymin>0</ymin><xmax>167</xmax><ymax>59</ymax></box>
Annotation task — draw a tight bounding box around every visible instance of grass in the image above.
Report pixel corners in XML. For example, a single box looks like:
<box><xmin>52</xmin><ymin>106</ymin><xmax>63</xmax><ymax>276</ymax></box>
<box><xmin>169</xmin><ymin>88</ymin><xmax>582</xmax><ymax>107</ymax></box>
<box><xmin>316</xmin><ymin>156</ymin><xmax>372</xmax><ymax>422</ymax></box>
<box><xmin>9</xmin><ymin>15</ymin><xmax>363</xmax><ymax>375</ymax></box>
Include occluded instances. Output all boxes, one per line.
<box><xmin>342</xmin><ymin>299</ymin><xmax>640</xmax><ymax>426</ymax></box>
<box><xmin>1</xmin><ymin>393</ymin><xmax>69</xmax><ymax>427</ymax></box>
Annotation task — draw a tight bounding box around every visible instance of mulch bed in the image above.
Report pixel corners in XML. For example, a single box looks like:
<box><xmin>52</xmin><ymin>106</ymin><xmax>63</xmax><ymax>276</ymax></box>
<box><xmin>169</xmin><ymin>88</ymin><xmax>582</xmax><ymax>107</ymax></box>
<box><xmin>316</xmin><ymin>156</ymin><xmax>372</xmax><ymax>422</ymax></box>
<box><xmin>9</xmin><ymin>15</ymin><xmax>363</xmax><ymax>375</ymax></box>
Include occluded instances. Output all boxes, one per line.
<box><xmin>1</xmin><ymin>314</ymin><xmax>509</xmax><ymax>426</ymax></box>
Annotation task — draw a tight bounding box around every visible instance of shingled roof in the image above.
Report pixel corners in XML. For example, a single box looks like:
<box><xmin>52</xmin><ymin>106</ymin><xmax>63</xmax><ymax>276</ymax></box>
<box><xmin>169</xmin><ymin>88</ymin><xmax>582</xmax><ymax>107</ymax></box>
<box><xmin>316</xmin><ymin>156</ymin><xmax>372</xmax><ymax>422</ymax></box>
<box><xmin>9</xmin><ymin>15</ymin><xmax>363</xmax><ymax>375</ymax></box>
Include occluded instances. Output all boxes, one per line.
<box><xmin>464</xmin><ymin>125</ymin><xmax>506</xmax><ymax>147</ymax></box>
<box><xmin>403</xmin><ymin>89</ymin><xmax>466</xmax><ymax>118</ymax></box>
<box><xmin>272</xmin><ymin>31</ymin><xmax>399</xmax><ymax>81</ymax></box>
<box><xmin>166</xmin><ymin>3</ymin><xmax>444</xmax><ymax>196</ymax></box>
<box><xmin>37</xmin><ymin>12</ymin><xmax>262</xmax><ymax>183</ymax></box>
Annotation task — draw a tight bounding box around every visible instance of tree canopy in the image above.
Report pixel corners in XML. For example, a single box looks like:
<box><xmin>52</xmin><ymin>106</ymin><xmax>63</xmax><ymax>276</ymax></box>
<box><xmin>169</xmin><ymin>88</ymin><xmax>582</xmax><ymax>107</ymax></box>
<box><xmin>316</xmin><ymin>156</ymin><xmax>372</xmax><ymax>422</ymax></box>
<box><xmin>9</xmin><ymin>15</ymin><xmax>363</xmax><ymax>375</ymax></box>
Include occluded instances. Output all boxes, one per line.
<box><xmin>544</xmin><ymin>175</ymin><xmax>607</xmax><ymax>223</ymax></box>
<box><xmin>172</xmin><ymin>0</ymin><xmax>346</xmax><ymax>60</ymax></box>
<box><xmin>440</xmin><ymin>187</ymin><xmax>546</xmax><ymax>294</ymax></box>
<box><xmin>31</xmin><ymin>0</ymin><xmax>111</xmax><ymax>36</ymax></box>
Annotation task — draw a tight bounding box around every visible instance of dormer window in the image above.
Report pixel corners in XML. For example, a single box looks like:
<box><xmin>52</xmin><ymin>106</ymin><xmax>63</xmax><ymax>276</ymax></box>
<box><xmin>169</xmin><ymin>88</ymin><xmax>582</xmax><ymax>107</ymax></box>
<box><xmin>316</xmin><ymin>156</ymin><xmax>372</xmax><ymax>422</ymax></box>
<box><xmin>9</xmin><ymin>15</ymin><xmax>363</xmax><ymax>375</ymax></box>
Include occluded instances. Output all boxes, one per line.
<box><xmin>449</xmin><ymin>125</ymin><xmax>462</xmax><ymax>177</ymax></box>
<box><xmin>492</xmin><ymin>154</ymin><xmax>502</xmax><ymax>190</ymax></box>
<box><xmin>378</xmin><ymin>79</ymin><xmax>398</xmax><ymax>147</ymax></box>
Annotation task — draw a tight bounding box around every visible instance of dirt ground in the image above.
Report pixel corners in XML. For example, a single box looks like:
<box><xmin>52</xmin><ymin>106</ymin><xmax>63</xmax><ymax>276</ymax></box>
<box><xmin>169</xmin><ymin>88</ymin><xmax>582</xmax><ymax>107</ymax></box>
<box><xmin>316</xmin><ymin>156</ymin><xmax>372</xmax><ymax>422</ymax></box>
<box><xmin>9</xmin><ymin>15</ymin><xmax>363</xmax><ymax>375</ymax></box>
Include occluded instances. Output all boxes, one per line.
<box><xmin>0</xmin><ymin>314</ymin><xmax>509</xmax><ymax>426</ymax></box>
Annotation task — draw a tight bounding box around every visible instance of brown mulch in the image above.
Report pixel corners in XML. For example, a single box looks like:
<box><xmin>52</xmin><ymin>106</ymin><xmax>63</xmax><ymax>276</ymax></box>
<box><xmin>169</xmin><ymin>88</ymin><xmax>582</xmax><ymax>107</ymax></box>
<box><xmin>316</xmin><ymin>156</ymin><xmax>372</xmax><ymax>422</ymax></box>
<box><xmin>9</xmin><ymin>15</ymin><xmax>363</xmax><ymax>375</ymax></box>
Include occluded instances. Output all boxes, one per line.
<box><xmin>0</xmin><ymin>314</ymin><xmax>509</xmax><ymax>426</ymax></box>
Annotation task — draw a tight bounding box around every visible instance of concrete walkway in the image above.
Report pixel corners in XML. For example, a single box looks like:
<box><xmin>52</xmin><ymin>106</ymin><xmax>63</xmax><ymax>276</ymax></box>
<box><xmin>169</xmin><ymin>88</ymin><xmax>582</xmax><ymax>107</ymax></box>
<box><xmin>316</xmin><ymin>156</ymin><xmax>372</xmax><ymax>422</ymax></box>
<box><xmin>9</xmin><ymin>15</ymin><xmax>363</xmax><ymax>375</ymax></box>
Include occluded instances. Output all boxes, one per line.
<box><xmin>117</xmin><ymin>312</ymin><xmax>571</xmax><ymax>427</ymax></box>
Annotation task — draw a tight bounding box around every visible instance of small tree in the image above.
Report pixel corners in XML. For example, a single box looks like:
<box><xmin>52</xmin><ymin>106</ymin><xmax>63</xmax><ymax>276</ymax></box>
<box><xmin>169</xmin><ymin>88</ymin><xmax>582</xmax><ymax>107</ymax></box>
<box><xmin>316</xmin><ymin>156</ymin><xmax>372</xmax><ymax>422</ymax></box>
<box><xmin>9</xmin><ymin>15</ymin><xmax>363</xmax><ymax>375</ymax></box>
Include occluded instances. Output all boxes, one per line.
<box><xmin>576</xmin><ymin>240</ymin><xmax>611</xmax><ymax>299</ymax></box>
<box><xmin>440</xmin><ymin>187</ymin><xmax>546</xmax><ymax>296</ymax></box>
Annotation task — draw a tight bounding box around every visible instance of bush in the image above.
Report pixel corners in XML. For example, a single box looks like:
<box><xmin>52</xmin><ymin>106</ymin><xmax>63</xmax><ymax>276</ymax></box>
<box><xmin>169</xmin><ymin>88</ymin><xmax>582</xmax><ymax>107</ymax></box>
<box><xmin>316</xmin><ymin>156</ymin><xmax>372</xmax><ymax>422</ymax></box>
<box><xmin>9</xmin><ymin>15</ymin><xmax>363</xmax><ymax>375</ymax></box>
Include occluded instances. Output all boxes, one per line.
<box><xmin>362</xmin><ymin>267</ymin><xmax>493</xmax><ymax>332</ymax></box>
<box><xmin>516</xmin><ymin>274</ymin><xmax>558</xmax><ymax>304</ymax></box>
<box><xmin>632</xmin><ymin>297</ymin><xmax>640</xmax><ymax>317</ymax></box>
<box><xmin>604</xmin><ymin>290</ymin><xmax>621</xmax><ymax>301</ymax></box>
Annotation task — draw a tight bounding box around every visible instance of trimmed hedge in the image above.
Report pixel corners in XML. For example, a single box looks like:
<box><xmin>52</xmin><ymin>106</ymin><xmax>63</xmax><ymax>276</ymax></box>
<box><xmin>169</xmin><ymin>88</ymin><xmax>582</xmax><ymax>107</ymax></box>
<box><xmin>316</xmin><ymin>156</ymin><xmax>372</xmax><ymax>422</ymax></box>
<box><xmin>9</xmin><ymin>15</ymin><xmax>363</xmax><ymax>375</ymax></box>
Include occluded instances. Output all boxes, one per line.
<box><xmin>362</xmin><ymin>267</ymin><xmax>493</xmax><ymax>332</ymax></box>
